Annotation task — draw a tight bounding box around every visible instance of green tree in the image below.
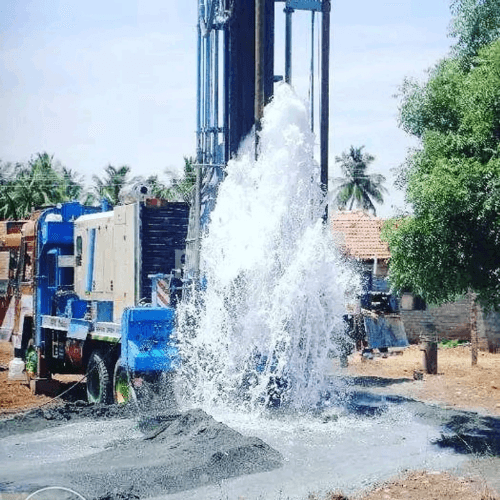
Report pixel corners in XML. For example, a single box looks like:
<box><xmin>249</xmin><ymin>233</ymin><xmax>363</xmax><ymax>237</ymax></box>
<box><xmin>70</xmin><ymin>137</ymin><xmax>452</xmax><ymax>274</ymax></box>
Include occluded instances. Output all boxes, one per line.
<box><xmin>0</xmin><ymin>154</ymin><xmax>88</xmax><ymax>219</ymax></box>
<box><xmin>92</xmin><ymin>165</ymin><xmax>131</xmax><ymax>206</ymax></box>
<box><xmin>0</xmin><ymin>153</ymin><xmax>71</xmax><ymax>219</ymax></box>
<box><xmin>59</xmin><ymin>167</ymin><xmax>85</xmax><ymax>202</ymax></box>
<box><xmin>449</xmin><ymin>0</ymin><xmax>500</xmax><ymax>67</ymax></box>
<box><xmin>332</xmin><ymin>146</ymin><xmax>387</xmax><ymax>215</ymax></box>
<box><xmin>166</xmin><ymin>156</ymin><xmax>196</xmax><ymax>203</ymax></box>
<box><xmin>384</xmin><ymin>40</ymin><xmax>500</xmax><ymax>309</ymax></box>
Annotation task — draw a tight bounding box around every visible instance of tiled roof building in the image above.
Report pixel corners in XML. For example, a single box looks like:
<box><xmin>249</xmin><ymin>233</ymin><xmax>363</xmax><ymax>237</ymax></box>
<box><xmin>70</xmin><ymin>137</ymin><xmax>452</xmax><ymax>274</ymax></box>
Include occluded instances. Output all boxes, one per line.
<box><xmin>329</xmin><ymin>211</ymin><xmax>500</xmax><ymax>350</ymax></box>
<box><xmin>330</xmin><ymin>210</ymin><xmax>390</xmax><ymax>261</ymax></box>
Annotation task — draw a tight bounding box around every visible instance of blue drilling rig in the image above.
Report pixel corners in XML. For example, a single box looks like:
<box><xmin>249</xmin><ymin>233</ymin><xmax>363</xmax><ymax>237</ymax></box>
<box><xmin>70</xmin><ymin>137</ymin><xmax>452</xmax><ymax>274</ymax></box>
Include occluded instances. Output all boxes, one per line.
<box><xmin>186</xmin><ymin>0</ymin><xmax>332</xmax><ymax>278</ymax></box>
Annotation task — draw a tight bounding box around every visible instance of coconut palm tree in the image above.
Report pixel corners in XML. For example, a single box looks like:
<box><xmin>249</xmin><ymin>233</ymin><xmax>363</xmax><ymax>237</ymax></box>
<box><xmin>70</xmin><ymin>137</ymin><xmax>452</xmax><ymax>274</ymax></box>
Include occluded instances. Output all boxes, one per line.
<box><xmin>59</xmin><ymin>167</ymin><xmax>85</xmax><ymax>202</ymax></box>
<box><xmin>128</xmin><ymin>157</ymin><xmax>197</xmax><ymax>204</ymax></box>
<box><xmin>332</xmin><ymin>146</ymin><xmax>387</xmax><ymax>215</ymax></box>
<box><xmin>0</xmin><ymin>153</ymin><xmax>68</xmax><ymax>219</ymax></box>
<box><xmin>165</xmin><ymin>156</ymin><xmax>196</xmax><ymax>203</ymax></box>
<box><xmin>92</xmin><ymin>165</ymin><xmax>131</xmax><ymax>206</ymax></box>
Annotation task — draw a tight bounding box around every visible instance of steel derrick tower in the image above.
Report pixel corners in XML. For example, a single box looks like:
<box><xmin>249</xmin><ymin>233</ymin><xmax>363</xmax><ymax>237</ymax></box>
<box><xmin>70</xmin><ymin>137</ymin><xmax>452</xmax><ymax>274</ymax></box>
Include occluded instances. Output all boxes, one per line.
<box><xmin>186</xmin><ymin>0</ymin><xmax>331</xmax><ymax>277</ymax></box>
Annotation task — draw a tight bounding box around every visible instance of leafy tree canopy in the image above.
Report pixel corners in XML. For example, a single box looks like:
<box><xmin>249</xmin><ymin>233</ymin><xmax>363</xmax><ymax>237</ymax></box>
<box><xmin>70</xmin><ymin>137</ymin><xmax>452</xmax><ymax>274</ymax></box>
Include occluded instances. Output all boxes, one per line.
<box><xmin>92</xmin><ymin>165</ymin><xmax>131</xmax><ymax>206</ymax></box>
<box><xmin>134</xmin><ymin>157</ymin><xmax>196</xmax><ymax>203</ymax></box>
<box><xmin>0</xmin><ymin>154</ymin><xmax>196</xmax><ymax>219</ymax></box>
<box><xmin>449</xmin><ymin>0</ymin><xmax>500</xmax><ymax>67</ymax></box>
<box><xmin>384</xmin><ymin>39</ymin><xmax>500</xmax><ymax>309</ymax></box>
<box><xmin>167</xmin><ymin>156</ymin><xmax>196</xmax><ymax>203</ymax></box>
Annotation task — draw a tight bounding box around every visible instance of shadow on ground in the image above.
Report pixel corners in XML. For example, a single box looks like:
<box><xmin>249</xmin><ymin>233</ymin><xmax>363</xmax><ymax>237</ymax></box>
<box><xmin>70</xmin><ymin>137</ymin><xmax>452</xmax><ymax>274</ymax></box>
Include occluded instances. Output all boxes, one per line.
<box><xmin>433</xmin><ymin>413</ymin><xmax>500</xmax><ymax>456</ymax></box>
<box><xmin>54</xmin><ymin>379</ymin><xmax>88</xmax><ymax>402</ymax></box>
<box><xmin>320</xmin><ymin>383</ymin><xmax>413</xmax><ymax>418</ymax></box>
<box><xmin>342</xmin><ymin>377</ymin><xmax>500</xmax><ymax>458</ymax></box>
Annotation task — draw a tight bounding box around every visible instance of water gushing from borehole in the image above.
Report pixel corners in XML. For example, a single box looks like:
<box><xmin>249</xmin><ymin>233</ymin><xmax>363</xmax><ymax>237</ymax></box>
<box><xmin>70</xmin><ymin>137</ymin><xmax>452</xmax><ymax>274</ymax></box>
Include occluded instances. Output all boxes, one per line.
<box><xmin>176</xmin><ymin>84</ymin><xmax>359</xmax><ymax>412</ymax></box>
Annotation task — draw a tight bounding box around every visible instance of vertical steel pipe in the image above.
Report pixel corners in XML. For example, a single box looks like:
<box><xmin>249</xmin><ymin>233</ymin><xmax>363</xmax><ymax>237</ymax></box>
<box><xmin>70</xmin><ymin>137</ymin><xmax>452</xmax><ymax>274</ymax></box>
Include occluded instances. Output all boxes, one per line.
<box><xmin>320</xmin><ymin>0</ymin><xmax>330</xmax><ymax>222</ymax></box>
<box><xmin>205</xmin><ymin>34</ymin><xmax>212</xmax><ymax>163</ymax></box>
<box><xmin>223</xmin><ymin>26</ymin><xmax>229</xmax><ymax>163</ymax></box>
<box><xmin>214</xmin><ymin>29</ymin><xmax>219</xmax><ymax>161</ymax></box>
<box><xmin>255</xmin><ymin>0</ymin><xmax>265</xmax><ymax>158</ymax></box>
<box><xmin>285</xmin><ymin>6</ymin><xmax>293</xmax><ymax>84</ymax></box>
<box><xmin>264</xmin><ymin>0</ymin><xmax>275</xmax><ymax>105</ymax></box>
<box><xmin>310</xmin><ymin>11</ymin><xmax>315</xmax><ymax>132</ymax></box>
<box><xmin>196</xmin><ymin>21</ymin><xmax>202</xmax><ymax>164</ymax></box>
<box><xmin>193</xmin><ymin>0</ymin><xmax>205</xmax><ymax>277</ymax></box>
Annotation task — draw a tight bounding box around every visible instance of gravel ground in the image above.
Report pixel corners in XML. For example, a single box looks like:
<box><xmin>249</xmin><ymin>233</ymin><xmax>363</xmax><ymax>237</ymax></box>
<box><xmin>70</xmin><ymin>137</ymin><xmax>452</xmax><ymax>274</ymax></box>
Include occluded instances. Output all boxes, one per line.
<box><xmin>308</xmin><ymin>470</ymin><xmax>498</xmax><ymax>500</ymax></box>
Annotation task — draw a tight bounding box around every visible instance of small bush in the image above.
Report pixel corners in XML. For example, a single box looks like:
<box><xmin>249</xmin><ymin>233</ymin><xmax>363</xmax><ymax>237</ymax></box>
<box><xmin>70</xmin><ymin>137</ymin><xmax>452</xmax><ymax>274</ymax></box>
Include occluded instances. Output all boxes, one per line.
<box><xmin>439</xmin><ymin>339</ymin><xmax>469</xmax><ymax>349</ymax></box>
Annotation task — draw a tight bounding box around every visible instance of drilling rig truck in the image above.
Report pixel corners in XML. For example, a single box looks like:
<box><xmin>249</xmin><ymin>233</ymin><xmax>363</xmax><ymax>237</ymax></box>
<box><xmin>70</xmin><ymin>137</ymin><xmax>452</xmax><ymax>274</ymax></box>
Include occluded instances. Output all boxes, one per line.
<box><xmin>1</xmin><ymin>0</ymin><xmax>337</xmax><ymax>404</ymax></box>
<box><xmin>1</xmin><ymin>200</ymin><xmax>189</xmax><ymax>404</ymax></box>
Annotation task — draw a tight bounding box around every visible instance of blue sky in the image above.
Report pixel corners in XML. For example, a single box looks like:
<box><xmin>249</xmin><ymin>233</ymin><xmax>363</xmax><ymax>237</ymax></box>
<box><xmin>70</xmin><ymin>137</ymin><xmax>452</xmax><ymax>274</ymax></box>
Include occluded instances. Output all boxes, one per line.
<box><xmin>1</xmin><ymin>0</ymin><xmax>453</xmax><ymax>216</ymax></box>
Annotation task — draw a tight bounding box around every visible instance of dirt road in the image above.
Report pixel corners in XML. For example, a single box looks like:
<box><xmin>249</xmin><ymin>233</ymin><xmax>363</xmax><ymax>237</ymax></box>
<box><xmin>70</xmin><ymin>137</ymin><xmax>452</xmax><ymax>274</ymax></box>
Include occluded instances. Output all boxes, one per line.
<box><xmin>347</xmin><ymin>344</ymin><xmax>500</xmax><ymax>415</ymax></box>
<box><xmin>344</xmin><ymin>345</ymin><xmax>500</xmax><ymax>500</ymax></box>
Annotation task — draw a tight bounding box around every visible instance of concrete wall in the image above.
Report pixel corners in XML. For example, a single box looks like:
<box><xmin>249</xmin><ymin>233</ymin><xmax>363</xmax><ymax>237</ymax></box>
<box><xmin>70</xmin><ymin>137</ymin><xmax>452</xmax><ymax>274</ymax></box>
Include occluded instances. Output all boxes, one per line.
<box><xmin>401</xmin><ymin>297</ymin><xmax>472</xmax><ymax>343</ymax></box>
<box><xmin>401</xmin><ymin>295</ymin><xmax>500</xmax><ymax>352</ymax></box>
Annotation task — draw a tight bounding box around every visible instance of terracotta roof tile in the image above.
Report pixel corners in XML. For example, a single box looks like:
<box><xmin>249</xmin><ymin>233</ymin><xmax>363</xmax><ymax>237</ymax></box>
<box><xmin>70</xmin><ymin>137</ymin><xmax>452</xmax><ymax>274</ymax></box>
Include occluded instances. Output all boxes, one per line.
<box><xmin>330</xmin><ymin>210</ymin><xmax>391</xmax><ymax>260</ymax></box>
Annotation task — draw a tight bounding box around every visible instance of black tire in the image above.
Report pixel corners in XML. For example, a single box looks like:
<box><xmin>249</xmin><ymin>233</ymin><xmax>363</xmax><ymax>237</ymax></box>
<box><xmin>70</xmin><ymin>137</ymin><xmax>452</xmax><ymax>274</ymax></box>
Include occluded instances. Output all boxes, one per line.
<box><xmin>87</xmin><ymin>351</ymin><xmax>113</xmax><ymax>404</ymax></box>
<box><xmin>113</xmin><ymin>358</ymin><xmax>135</xmax><ymax>404</ymax></box>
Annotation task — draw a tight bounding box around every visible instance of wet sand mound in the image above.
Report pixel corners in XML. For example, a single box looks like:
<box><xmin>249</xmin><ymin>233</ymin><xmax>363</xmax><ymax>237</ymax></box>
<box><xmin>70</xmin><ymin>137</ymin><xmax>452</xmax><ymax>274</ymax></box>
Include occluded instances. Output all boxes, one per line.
<box><xmin>0</xmin><ymin>408</ymin><xmax>283</xmax><ymax>500</ymax></box>
<box><xmin>69</xmin><ymin>409</ymin><xmax>283</xmax><ymax>499</ymax></box>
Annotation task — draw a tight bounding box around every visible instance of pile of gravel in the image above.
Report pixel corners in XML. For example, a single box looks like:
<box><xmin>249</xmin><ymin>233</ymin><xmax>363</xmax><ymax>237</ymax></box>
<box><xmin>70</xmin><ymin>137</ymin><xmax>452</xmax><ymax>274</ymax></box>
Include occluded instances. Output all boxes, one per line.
<box><xmin>69</xmin><ymin>408</ymin><xmax>283</xmax><ymax>499</ymax></box>
<box><xmin>1</xmin><ymin>399</ymin><xmax>283</xmax><ymax>499</ymax></box>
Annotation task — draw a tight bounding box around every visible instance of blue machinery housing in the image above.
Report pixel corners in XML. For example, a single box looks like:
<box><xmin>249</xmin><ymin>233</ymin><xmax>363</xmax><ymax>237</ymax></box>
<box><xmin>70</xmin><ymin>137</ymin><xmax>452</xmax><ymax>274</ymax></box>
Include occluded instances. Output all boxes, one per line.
<box><xmin>121</xmin><ymin>307</ymin><xmax>179</xmax><ymax>373</ymax></box>
<box><xmin>35</xmin><ymin>202</ymin><xmax>99</xmax><ymax>351</ymax></box>
<box><xmin>34</xmin><ymin>201</ymin><xmax>188</xmax><ymax>377</ymax></box>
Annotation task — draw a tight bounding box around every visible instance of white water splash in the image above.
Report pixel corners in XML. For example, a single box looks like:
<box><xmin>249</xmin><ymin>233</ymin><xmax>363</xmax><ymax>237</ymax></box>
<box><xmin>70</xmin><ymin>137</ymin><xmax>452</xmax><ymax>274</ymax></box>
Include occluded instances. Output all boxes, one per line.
<box><xmin>177</xmin><ymin>84</ymin><xmax>359</xmax><ymax>411</ymax></box>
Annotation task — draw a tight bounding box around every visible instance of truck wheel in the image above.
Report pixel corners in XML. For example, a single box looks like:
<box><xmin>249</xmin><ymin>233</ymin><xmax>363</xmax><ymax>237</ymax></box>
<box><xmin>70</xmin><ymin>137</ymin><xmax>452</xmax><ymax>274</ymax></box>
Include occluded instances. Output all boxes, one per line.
<box><xmin>87</xmin><ymin>351</ymin><xmax>113</xmax><ymax>404</ymax></box>
<box><xmin>113</xmin><ymin>359</ymin><xmax>135</xmax><ymax>404</ymax></box>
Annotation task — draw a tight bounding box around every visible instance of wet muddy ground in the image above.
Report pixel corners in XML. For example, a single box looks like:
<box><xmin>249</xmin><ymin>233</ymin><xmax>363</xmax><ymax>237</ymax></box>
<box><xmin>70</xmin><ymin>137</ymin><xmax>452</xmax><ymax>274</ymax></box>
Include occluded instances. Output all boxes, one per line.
<box><xmin>1</xmin><ymin>382</ymin><xmax>499</xmax><ymax>500</ymax></box>
<box><xmin>0</xmin><ymin>405</ymin><xmax>282</xmax><ymax>499</ymax></box>
<box><xmin>2</xmin><ymin>342</ymin><xmax>500</xmax><ymax>500</ymax></box>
